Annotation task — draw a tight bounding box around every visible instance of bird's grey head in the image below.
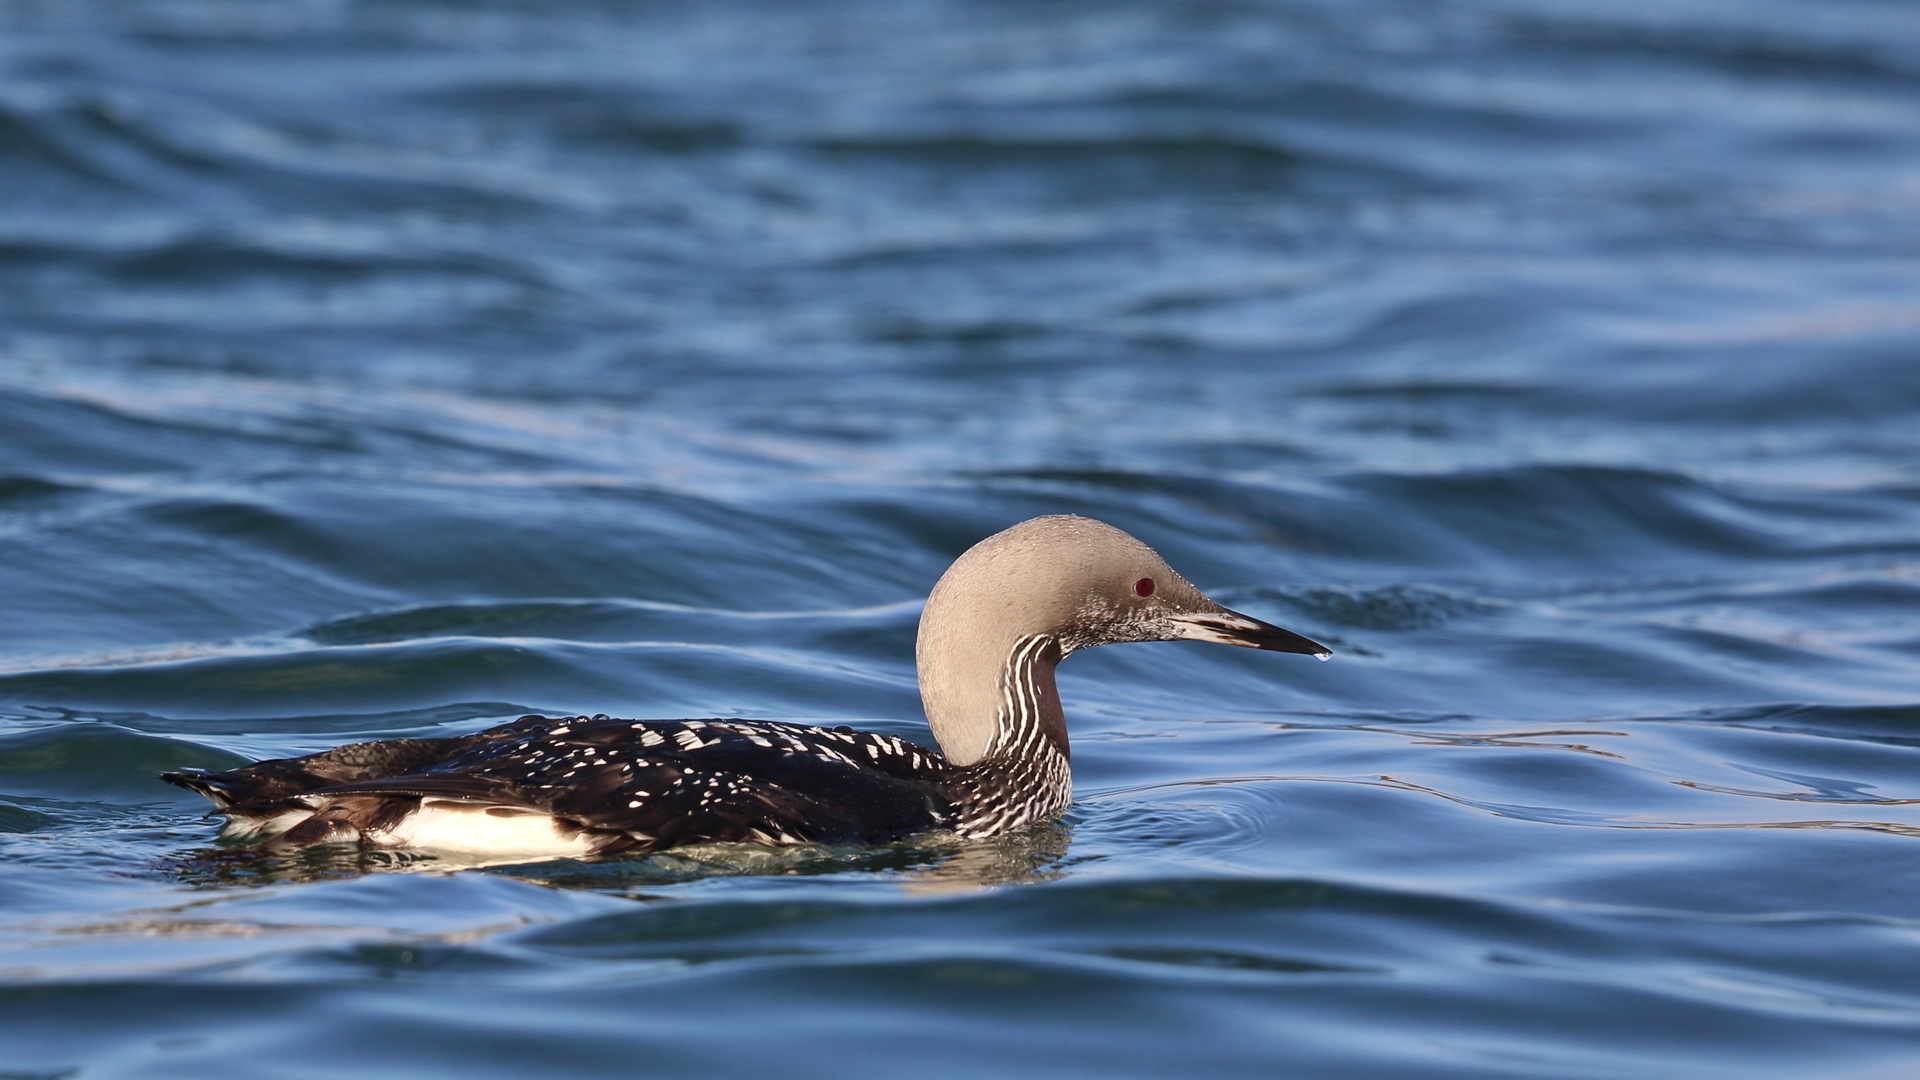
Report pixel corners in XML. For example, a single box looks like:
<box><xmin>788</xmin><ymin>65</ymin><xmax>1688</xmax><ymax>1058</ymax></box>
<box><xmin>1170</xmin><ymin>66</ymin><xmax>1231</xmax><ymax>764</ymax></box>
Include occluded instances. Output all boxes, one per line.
<box><xmin>916</xmin><ymin>514</ymin><xmax>1330</xmax><ymax>766</ymax></box>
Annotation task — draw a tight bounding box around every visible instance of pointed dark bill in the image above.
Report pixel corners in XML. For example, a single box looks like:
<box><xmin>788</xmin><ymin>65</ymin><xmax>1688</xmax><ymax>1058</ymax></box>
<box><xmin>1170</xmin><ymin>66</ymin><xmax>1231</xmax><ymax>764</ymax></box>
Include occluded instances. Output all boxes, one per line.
<box><xmin>1167</xmin><ymin>608</ymin><xmax>1332</xmax><ymax>660</ymax></box>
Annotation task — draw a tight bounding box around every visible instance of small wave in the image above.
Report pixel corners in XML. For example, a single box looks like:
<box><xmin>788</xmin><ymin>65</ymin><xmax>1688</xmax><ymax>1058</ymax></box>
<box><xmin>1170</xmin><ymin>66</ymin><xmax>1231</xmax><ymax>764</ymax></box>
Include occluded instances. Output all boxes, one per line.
<box><xmin>1500</xmin><ymin>15</ymin><xmax>1920</xmax><ymax>85</ymax></box>
<box><xmin>1683</xmin><ymin>702</ymin><xmax>1920</xmax><ymax>750</ymax></box>
<box><xmin>1342</xmin><ymin>464</ymin><xmax>1818</xmax><ymax>567</ymax></box>
<box><xmin>0</xmin><ymin>630</ymin><xmax>924</xmax><ymax>727</ymax></box>
<box><xmin>98</xmin><ymin>231</ymin><xmax>551</xmax><ymax>293</ymax></box>
<box><xmin>0</xmin><ymin>474</ymin><xmax>86</xmax><ymax>505</ymax></box>
<box><xmin>2</xmin><ymin>86</ymin><xmax>558</xmax><ymax>216</ymax></box>
<box><xmin>0</xmin><ymin>99</ymin><xmax>132</xmax><ymax>192</ymax></box>
<box><xmin>1256</xmin><ymin>583</ymin><xmax>1498</xmax><ymax>632</ymax></box>
<box><xmin>0</xmin><ymin>723</ymin><xmax>243</xmax><ymax>803</ymax></box>
<box><xmin>408</xmin><ymin>81</ymin><xmax>745</xmax><ymax>154</ymax></box>
<box><xmin>1097</xmin><ymin>945</ymin><xmax>1383</xmax><ymax>977</ymax></box>
<box><xmin>0</xmin><ymin>639</ymin><xmax>618</xmax><ymax>719</ymax></box>
<box><xmin>0</xmin><ymin>640</ymin><xmax>301</xmax><ymax>678</ymax></box>
<box><xmin>0</xmin><ymin>801</ymin><xmax>53</xmax><ymax>833</ymax></box>
<box><xmin>805</xmin><ymin>131</ymin><xmax>1305</xmax><ymax>166</ymax></box>
<box><xmin>301</xmin><ymin>597</ymin><xmax>922</xmax><ymax>647</ymax></box>
<box><xmin>801</xmin><ymin>128</ymin><xmax>1426</xmax><ymax>199</ymax></box>
<box><xmin>1315</xmin><ymin>379</ymin><xmax>1538</xmax><ymax>402</ymax></box>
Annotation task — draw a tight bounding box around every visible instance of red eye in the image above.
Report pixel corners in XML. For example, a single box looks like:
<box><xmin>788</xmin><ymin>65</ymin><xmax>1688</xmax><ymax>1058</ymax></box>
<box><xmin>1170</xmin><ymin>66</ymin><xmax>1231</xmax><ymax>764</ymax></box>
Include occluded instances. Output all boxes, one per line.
<box><xmin>1134</xmin><ymin>577</ymin><xmax>1155</xmax><ymax>597</ymax></box>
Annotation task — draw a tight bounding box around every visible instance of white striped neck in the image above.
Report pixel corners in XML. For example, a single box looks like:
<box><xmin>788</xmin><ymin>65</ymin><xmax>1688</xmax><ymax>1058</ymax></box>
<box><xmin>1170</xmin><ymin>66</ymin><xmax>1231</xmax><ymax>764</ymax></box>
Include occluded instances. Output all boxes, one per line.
<box><xmin>940</xmin><ymin>632</ymin><xmax>1074</xmax><ymax>837</ymax></box>
<box><xmin>983</xmin><ymin>633</ymin><xmax>1068</xmax><ymax>763</ymax></box>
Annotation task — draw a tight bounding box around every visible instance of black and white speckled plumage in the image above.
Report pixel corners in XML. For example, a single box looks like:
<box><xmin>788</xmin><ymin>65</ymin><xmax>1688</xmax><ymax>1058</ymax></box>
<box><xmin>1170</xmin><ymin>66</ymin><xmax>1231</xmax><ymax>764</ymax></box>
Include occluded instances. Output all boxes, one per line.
<box><xmin>163</xmin><ymin>636</ymin><xmax>1073</xmax><ymax>853</ymax></box>
<box><xmin>166</xmin><ymin>713</ymin><xmax>960</xmax><ymax>854</ymax></box>
<box><xmin>162</xmin><ymin>515</ymin><xmax>1330</xmax><ymax>858</ymax></box>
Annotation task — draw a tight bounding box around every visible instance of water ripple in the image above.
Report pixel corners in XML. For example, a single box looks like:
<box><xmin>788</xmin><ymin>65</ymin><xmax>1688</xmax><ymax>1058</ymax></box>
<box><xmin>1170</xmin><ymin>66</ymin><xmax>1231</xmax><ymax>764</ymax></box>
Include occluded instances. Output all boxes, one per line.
<box><xmin>5</xmin><ymin>0</ymin><xmax>1920</xmax><ymax>1075</ymax></box>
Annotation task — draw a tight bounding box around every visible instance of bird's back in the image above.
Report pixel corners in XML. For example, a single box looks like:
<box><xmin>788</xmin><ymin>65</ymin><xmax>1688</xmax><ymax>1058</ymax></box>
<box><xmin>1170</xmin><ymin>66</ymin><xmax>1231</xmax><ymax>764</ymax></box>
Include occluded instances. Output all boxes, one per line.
<box><xmin>164</xmin><ymin>714</ymin><xmax>955</xmax><ymax>856</ymax></box>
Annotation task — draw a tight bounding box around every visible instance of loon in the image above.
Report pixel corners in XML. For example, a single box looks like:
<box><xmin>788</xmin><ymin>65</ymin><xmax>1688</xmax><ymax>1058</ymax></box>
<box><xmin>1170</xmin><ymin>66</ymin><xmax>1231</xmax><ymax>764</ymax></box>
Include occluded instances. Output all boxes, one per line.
<box><xmin>162</xmin><ymin>515</ymin><xmax>1330</xmax><ymax>858</ymax></box>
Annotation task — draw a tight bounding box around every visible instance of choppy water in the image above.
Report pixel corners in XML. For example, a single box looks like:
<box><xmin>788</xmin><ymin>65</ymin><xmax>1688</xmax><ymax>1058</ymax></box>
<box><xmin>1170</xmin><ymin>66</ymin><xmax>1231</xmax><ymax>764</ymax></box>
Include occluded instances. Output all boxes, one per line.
<box><xmin>4</xmin><ymin>0</ymin><xmax>1920</xmax><ymax>1076</ymax></box>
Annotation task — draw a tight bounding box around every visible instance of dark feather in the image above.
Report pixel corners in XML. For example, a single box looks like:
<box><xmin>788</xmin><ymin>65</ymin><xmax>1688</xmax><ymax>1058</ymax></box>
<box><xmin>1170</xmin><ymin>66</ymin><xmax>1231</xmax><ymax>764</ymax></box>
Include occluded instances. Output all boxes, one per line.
<box><xmin>166</xmin><ymin>714</ymin><xmax>957</xmax><ymax>852</ymax></box>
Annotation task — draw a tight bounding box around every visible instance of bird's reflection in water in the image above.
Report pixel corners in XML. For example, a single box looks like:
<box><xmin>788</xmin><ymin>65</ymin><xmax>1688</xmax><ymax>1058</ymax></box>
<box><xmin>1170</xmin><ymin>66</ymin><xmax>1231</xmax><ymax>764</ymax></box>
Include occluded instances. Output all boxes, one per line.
<box><xmin>893</xmin><ymin>822</ymin><xmax>1072</xmax><ymax>895</ymax></box>
<box><xmin>159</xmin><ymin>823</ymin><xmax>1073</xmax><ymax>893</ymax></box>
<box><xmin>159</xmin><ymin>844</ymin><xmax>473</xmax><ymax>888</ymax></box>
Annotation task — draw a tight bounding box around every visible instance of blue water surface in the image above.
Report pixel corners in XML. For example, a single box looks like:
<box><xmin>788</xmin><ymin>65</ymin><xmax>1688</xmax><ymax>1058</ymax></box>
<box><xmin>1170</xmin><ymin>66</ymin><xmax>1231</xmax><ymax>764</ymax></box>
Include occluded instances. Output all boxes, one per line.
<box><xmin>3</xmin><ymin>1</ymin><xmax>1920</xmax><ymax>1076</ymax></box>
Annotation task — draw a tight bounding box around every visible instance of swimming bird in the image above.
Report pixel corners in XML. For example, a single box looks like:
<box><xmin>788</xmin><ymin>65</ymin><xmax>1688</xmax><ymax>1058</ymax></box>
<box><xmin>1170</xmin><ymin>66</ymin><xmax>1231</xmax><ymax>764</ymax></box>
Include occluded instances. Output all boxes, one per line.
<box><xmin>162</xmin><ymin>515</ymin><xmax>1330</xmax><ymax>858</ymax></box>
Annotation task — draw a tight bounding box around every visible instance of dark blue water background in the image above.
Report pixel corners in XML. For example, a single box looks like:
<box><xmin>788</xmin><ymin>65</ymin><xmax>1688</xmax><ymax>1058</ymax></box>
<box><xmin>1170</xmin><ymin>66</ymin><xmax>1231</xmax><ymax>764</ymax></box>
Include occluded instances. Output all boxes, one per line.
<box><xmin>4</xmin><ymin>1</ymin><xmax>1920</xmax><ymax>1076</ymax></box>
